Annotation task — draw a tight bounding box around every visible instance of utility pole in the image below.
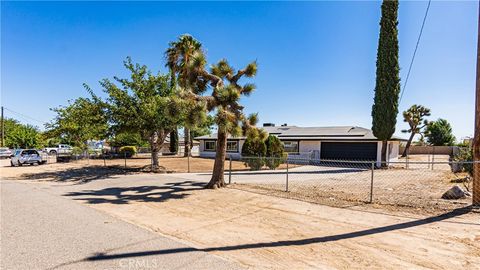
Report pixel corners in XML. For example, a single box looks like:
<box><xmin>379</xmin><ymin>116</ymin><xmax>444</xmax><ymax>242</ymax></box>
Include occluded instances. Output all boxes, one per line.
<box><xmin>473</xmin><ymin>0</ymin><xmax>480</xmax><ymax>206</ymax></box>
<box><xmin>1</xmin><ymin>106</ymin><xmax>4</xmax><ymax>147</ymax></box>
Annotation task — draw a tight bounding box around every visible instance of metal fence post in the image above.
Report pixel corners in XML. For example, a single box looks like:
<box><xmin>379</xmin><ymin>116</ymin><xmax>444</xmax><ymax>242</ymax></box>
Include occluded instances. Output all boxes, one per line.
<box><xmin>286</xmin><ymin>158</ymin><xmax>289</xmax><ymax>192</ymax></box>
<box><xmin>228</xmin><ymin>156</ymin><xmax>232</xmax><ymax>185</ymax></box>
<box><xmin>369</xmin><ymin>162</ymin><xmax>374</xmax><ymax>203</ymax></box>
<box><xmin>124</xmin><ymin>152</ymin><xmax>127</xmax><ymax>170</ymax></box>
<box><xmin>406</xmin><ymin>147</ymin><xmax>409</xmax><ymax>169</ymax></box>
<box><xmin>432</xmin><ymin>146</ymin><xmax>435</xmax><ymax>170</ymax></box>
<box><xmin>103</xmin><ymin>151</ymin><xmax>106</xmax><ymax>167</ymax></box>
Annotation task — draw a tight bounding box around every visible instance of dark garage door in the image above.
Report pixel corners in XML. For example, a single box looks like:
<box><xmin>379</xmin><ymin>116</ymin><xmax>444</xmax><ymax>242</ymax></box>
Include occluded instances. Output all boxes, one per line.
<box><xmin>321</xmin><ymin>142</ymin><xmax>377</xmax><ymax>161</ymax></box>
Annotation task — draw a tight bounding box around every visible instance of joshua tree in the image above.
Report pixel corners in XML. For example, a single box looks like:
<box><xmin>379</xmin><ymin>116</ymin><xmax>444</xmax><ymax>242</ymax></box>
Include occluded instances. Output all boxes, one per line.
<box><xmin>165</xmin><ymin>34</ymin><xmax>209</xmax><ymax>157</ymax></box>
<box><xmin>371</xmin><ymin>0</ymin><xmax>401</xmax><ymax>166</ymax></box>
<box><xmin>205</xmin><ymin>59</ymin><xmax>258</xmax><ymax>188</ymax></box>
<box><xmin>167</xmin><ymin>36</ymin><xmax>258</xmax><ymax>188</ymax></box>
<box><xmin>401</xmin><ymin>105</ymin><xmax>431</xmax><ymax>157</ymax></box>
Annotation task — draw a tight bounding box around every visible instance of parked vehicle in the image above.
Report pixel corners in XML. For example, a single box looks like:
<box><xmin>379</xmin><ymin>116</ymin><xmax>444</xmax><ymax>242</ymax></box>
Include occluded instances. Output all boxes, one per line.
<box><xmin>44</xmin><ymin>144</ymin><xmax>73</xmax><ymax>156</ymax></box>
<box><xmin>10</xmin><ymin>149</ymin><xmax>46</xmax><ymax>166</ymax></box>
<box><xmin>0</xmin><ymin>147</ymin><xmax>12</xmax><ymax>159</ymax></box>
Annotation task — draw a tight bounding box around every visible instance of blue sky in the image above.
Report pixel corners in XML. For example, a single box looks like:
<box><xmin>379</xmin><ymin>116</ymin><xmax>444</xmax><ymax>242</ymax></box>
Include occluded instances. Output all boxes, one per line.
<box><xmin>1</xmin><ymin>1</ymin><xmax>477</xmax><ymax>140</ymax></box>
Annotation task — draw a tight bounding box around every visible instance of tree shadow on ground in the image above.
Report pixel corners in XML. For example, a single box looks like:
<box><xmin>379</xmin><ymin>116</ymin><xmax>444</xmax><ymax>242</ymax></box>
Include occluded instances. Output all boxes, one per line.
<box><xmin>63</xmin><ymin>180</ymin><xmax>205</xmax><ymax>204</ymax></box>
<box><xmin>83</xmin><ymin>206</ymin><xmax>475</xmax><ymax>261</ymax></box>
<box><xmin>10</xmin><ymin>165</ymin><xmax>165</xmax><ymax>184</ymax></box>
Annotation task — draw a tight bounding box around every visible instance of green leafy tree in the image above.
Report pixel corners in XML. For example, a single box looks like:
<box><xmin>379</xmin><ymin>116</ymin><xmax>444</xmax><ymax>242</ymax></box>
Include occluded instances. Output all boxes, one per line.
<box><xmin>241</xmin><ymin>128</ymin><xmax>268</xmax><ymax>170</ymax></box>
<box><xmin>165</xmin><ymin>34</ymin><xmax>209</xmax><ymax>157</ymax></box>
<box><xmin>190</xmin><ymin>115</ymin><xmax>215</xmax><ymax>139</ymax></box>
<box><xmin>371</xmin><ymin>0</ymin><xmax>400</xmax><ymax>166</ymax></box>
<box><xmin>401</xmin><ymin>105</ymin><xmax>431</xmax><ymax>157</ymax></box>
<box><xmin>424</xmin><ymin>119</ymin><xmax>456</xmax><ymax>146</ymax></box>
<box><xmin>109</xmin><ymin>132</ymin><xmax>148</xmax><ymax>147</ymax></box>
<box><xmin>93</xmin><ymin>57</ymin><xmax>205</xmax><ymax>170</ymax></box>
<box><xmin>265</xmin><ymin>135</ymin><xmax>285</xmax><ymax>169</ymax></box>
<box><xmin>46</xmin><ymin>97</ymin><xmax>108</xmax><ymax>148</ymax></box>
<box><xmin>169</xmin><ymin>129</ymin><xmax>179</xmax><ymax>154</ymax></box>
<box><xmin>3</xmin><ymin>118</ymin><xmax>43</xmax><ymax>149</ymax></box>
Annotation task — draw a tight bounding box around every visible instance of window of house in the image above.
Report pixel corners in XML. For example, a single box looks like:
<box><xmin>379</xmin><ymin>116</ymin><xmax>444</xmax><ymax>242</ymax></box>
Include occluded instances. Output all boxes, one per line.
<box><xmin>282</xmin><ymin>141</ymin><xmax>299</xmax><ymax>153</ymax></box>
<box><xmin>205</xmin><ymin>141</ymin><xmax>216</xmax><ymax>151</ymax></box>
<box><xmin>226</xmin><ymin>141</ymin><xmax>238</xmax><ymax>152</ymax></box>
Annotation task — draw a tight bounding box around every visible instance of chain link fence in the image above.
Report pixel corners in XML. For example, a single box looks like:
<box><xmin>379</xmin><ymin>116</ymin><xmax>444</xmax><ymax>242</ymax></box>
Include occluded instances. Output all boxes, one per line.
<box><xmin>32</xmin><ymin>149</ymin><xmax>476</xmax><ymax>211</ymax></box>
<box><xmin>226</xmin><ymin>156</ymin><xmax>475</xmax><ymax>212</ymax></box>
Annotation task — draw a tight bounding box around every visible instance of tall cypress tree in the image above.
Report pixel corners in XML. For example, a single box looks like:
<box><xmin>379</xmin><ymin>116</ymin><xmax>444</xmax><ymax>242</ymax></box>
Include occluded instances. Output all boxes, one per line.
<box><xmin>372</xmin><ymin>0</ymin><xmax>400</xmax><ymax>166</ymax></box>
<box><xmin>169</xmin><ymin>129</ymin><xmax>178</xmax><ymax>154</ymax></box>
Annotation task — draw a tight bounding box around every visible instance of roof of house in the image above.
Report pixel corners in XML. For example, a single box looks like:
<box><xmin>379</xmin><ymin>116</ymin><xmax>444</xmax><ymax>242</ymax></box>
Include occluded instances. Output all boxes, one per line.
<box><xmin>195</xmin><ymin>126</ymin><xmax>407</xmax><ymax>141</ymax></box>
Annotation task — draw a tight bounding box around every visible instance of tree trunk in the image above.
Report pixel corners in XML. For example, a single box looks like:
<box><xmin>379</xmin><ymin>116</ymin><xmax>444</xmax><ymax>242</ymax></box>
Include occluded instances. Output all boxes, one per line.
<box><xmin>206</xmin><ymin>130</ymin><xmax>227</xmax><ymax>189</ymax></box>
<box><xmin>184</xmin><ymin>127</ymin><xmax>190</xmax><ymax>157</ymax></box>
<box><xmin>151</xmin><ymin>149</ymin><xmax>159</xmax><ymax>169</ymax></box>
<box><xmin>381</xmin><ymin>140</ymin><xmax>388</xmax><ymax>167</ymax></box>
<box><xmin>149</xmin><ymin>130</ymin><xmax>168</xmax><ymax>172</ymax></box>
<box><xmin>401</xmin><ymin>132</ymin><xmax>416</xmax><ymax>157</ymax></box>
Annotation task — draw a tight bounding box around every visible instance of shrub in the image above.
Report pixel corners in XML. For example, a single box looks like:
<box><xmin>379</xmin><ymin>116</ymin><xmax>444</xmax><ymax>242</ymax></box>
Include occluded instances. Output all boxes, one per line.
<box><xmin>169</xmin><ymin>129</ymin><xmax>179</xmax><ymax>154</ymax></box>
<box><xmin>265</xmin><ymin>135</ymin><xmax>285</xmax><ymax>169</ymax></box>
<box><xmin>424</xmin><ymin>119</ymin><xmax>456</xmax><ymax>146</ymax></box>
<box><xmin>453</xmin><ymin>147</ymin><xmax>473</xmax><ymax>176</ymax></box>
<box><xmin>72</xmin><ymin>146</ymin><xmax>83</xmax><ymax>155</ymax></box>
<box><xmin>241</xmin><ymin>137</ymin><xmax>266</xmax><ymax>170</ymax></box>
<box><xmin>119</xmin><ymin>146</ymin><xmax>137</xmax><ymax>158</ymax></box>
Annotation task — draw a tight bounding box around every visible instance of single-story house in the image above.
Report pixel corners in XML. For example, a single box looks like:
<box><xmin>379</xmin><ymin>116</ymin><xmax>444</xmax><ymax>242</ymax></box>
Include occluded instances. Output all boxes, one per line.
<box><xmin>195</xmin><ymin>124</ymin><xmax>406</xmax><ymax>166</ymax></box>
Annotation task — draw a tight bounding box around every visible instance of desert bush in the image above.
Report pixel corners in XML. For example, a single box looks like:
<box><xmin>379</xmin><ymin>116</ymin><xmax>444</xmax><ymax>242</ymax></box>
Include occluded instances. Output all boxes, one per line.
<box><xmin>72</xmin><ymin>146</ymin><xmax>83</xmax><ymax>155</ymax></box>
<box><xmin>265</xmin><ymin>135</ymin><xmax>285</xmax><ymax>169</ymax></box>
<box><xmin>119</xmin><ymin>146</ymin><xmax>137</xmax><ymax>158</ymax></box>
<box><xmin>453</xmin><ymin>147</ymin><xmax>473</xmax><ymax>176</ymax></box>
<box><xmin>241</xmin><ymin>136</ymin><xmax>266</xmax><ymax>170</ymax></box>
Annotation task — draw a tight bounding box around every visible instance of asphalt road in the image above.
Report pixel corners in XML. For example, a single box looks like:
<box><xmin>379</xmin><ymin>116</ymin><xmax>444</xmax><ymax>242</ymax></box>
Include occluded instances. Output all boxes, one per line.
<box><xmin>0</xmin><ymin>179</ymin><xmax>243</xmax><ymax>270</ymax></box>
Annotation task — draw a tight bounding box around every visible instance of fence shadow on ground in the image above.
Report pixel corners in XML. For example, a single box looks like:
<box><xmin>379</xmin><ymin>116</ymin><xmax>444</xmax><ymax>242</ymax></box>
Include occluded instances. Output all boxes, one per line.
<box><xmin>82</xmin><ymin>206</ymin><xmax>475</xmax><ymax>262</ymax></box>
<box><xmin>63</xmin><ymin>181</ymin><xmax>205</xmax><ymax>204</ymax></box>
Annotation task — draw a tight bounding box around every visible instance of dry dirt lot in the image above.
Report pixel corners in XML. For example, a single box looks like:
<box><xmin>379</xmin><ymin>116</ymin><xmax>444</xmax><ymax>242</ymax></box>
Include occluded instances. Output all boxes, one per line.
<box><xmin>2</xmin><ymin>168</ymin><xmax>478</xmax><ymax>270</ymax></box>
<box><xmin>1</xmin><ymin>155</ymin><xmax>473</xmax><ymax>213</ymax></box>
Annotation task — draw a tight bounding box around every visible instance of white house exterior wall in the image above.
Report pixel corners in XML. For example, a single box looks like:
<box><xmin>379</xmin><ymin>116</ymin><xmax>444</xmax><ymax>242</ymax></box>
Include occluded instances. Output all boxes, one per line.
<box><xmin>198</xmin><ymin>138</ymin><xmax>401</xmax><ymax>165</ymax></box>
<box><xmin>198</xmin><ymin>139</ymin><xmax>244</xmax><ymax>160</ymax></box>
<box><xmin>299</xmin><ymin>141</ymin><xmax>321</xmax><ymax>159</ymax></box>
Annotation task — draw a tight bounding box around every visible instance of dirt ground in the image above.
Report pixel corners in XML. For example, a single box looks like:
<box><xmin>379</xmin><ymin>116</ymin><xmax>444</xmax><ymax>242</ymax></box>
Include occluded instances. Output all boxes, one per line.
<box><xmin>4</xmin><ymin>172</ymin><xmax>479</xmax><ymax>270</ymax></box>
<box><xmin>1</xmin><ymin>155</ymin><xmax>473</xmax><ymax>213</ymax></box>
<box><xmin>1</xmin><ymin>158</ymin><xmax>479</xmax><ymax>269</ymax></box>
<box><xmin>0</xmin><ymin>156</ymin><xmax>246</xmax><ymax>179</ymax></box>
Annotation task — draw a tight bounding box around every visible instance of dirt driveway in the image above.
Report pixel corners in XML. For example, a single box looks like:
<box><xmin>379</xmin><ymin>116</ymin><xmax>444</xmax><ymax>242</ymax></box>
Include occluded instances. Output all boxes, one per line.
<box><xmin>3</xmin><ymin>163</ymin><xmax>478</xmax><ymax>270</ymax></box>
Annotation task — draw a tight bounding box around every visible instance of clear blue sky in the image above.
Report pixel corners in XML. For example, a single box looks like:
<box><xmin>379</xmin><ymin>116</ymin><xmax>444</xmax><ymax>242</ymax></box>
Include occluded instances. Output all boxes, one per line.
<box><xmin>1</xmin><ymin>1</ymin><xmax>477</xmax><ymax>140</ymax></box>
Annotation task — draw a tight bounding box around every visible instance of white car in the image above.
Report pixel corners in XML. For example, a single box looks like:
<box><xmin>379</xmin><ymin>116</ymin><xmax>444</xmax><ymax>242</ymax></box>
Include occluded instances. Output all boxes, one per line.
<box><xmin>0</xmin><ymin>147</ymin><xmax>12</xmax><ymax>159</ymax></box>
<box><xmin>10</xmin><ymin>149</ymin><xmax>45</xmax><ymax>166</ymax></box>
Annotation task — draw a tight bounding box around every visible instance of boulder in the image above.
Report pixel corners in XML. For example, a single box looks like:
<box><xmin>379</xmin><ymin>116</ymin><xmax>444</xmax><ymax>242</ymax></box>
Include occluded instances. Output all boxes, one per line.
<box><xmin>441</xmin><ymin>185</ymin><xmax>466</xmax><ymax>200</ymax></box>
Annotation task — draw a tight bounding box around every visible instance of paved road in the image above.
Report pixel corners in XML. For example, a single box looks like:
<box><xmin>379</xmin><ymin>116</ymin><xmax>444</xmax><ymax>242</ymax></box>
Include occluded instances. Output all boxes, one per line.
<box><xmin>0</xmin><ymin>179</ymin><xmax>243</xmax><ymax>270</ymax></box>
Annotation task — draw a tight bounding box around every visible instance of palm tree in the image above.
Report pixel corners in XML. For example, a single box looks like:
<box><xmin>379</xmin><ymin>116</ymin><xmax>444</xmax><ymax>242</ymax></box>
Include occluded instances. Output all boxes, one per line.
<box><xmin>401</xmin><ymin>104</ymin><xmax>431</xmax><ymax>157</ymax></box>
<box><xmin>165</xmin><ymin>34</ymin><xmax>208</xmax><ymax>157</ymax></box>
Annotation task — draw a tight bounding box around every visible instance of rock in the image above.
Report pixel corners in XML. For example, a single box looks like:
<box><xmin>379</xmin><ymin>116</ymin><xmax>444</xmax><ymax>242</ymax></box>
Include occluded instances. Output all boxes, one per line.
<box><xmin>441</xmin><ymin>185</ymin><xmax>466</xmax><ymax>200</ymax></box>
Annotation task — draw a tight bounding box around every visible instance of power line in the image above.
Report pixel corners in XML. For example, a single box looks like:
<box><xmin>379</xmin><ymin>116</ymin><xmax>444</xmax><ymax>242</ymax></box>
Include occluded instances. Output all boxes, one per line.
<box><xmin>399</xmin><ymin>0</ymin><xmax>432</xmax><ymax>105</ymax></box>
<box><xmin>3</xmin><ymin>107</ymin><xmax>48</xmax><ymax>125</ymax></box>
